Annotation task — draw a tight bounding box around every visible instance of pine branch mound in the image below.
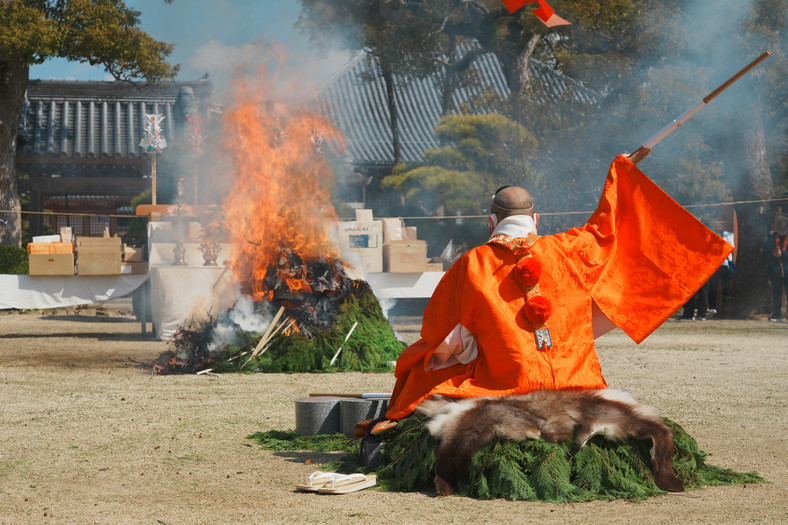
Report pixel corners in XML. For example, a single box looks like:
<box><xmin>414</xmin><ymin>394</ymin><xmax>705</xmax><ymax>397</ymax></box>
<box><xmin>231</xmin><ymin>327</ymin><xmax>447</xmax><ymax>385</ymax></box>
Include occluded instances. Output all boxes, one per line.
<box><xmin>155</xmin><ymin>281</ymin><xmax>406</xmax><ymax>374</ymax></box>
<box><xmin>250</xmin><ymin>417</ymin><xmax>764</xmax><ymax>502</ymax></box>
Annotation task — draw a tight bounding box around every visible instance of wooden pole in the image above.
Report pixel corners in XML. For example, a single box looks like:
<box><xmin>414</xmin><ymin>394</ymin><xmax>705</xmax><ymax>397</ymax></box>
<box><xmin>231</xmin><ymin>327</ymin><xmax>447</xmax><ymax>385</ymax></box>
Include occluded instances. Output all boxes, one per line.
<box><xmin>151</xmin><ymin>154</ymin><xmax>157</xmax><ymax>205</ymax></box>
<box><xmin>193</xmin><ymin>163</ymin><xmax>199</xmax><ymax>206</ymax></box>
<box><xmin>628</xmin><ymin>50</ymin><xmax>772</xmax><ymax>165</ymax></box>
<box><xmin>308</xmin><ymin>392</ymin><xmax>392</xmax><ymax>399</ymax></box>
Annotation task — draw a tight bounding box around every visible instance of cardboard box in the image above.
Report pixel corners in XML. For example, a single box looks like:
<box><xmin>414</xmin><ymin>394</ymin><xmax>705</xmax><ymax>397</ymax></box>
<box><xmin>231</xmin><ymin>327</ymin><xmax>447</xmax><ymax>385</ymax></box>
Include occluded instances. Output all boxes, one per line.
<box><xmin>59</xmin><ymin>227</ymin><xmax>73</xmax><ymax>244</ymax></box>
<box><xmin>384</xmin><ymin>240</ymin><xmax>428</xmax><ymax>273</ymax></box>
<box><xmin>76</xmin><ymin>237</ymin><xmax>121</xmax><ymax>275</ymax></box>
<box><xmin>123</xmin><ymin>244</ymin><xmax>145</xmax><ymax>262</ymax></box>
<box><xmin>29</xmin><ymin>253</ymin><xmax>74</xmax><ymax>276</ymax></box>
<box><xmin>355</xmin><ymin>209</ymin><xmax>374</xmax><ymax>222</ymax></box>
<box><xmin>345</xmin><ymin>249</ymin><xmax>382</xmax><ymax>274</ymax></box>
<box><xmin>426</xmin><ymin>257</ymin><xmax>444</xmax><ymax>272</ymax></box>
<box><xmin>338</xmin><ymin>220</ymin><xmax>382</xmax><ymax>249</ymax></box>
<box><xmin>121</xmin><ymin>261</ymin><xmax>149</xmax><ymax>275</ymax></box>
<box><xmin>337</xmin><ymin>220</ymin><xmax>383</xmax><ymax>273</ymax></box>
<box><xmin>27</xmin><ymin>242</ymin><xmax>73</xmax><ymax>255</ymax></box>
<box><xmin>402</xmin><ymin>226</ymin><xmax>418</xmax><ymax>241</ymax></box>
<box><xmin>381</xmin><ymin>218</ymin><xmax>404</xmax><ymax>243</ymax></box>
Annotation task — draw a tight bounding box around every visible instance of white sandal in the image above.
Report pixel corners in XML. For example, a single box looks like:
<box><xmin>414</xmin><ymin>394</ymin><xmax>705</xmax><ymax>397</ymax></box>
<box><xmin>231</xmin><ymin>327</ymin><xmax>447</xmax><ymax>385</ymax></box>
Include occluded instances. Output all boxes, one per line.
<box><xmin>295</xmin><ymin>471</ymin><xmax>335</xmax><ymax>492</ymax></box>
<box><xmin>295</xmin><ymin>471</ymin><xmax>366</xmax><ymax>492</ymax></box>
<box><xmin>318</xmin><ymin>474</ymin><xmax>376</xmax><ymax>494</ymax></box>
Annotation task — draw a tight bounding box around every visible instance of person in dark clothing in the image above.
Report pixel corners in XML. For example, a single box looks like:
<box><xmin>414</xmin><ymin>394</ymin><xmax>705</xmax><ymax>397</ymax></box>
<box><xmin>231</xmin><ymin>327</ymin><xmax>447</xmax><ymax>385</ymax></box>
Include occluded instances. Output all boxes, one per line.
<box><xmin>765</xmin><ymin>216</ymin><xmax>788</xmax><ymax>322</ymax></box>
<box><xmin>680</xmin><ymin>281</ymin><xmax>709</xmax><ymax>320</ymax></box>
<box><xmin>708</xmin><ymin>230</ymin><xmax>735</xmax><ymax>314</ymax></box>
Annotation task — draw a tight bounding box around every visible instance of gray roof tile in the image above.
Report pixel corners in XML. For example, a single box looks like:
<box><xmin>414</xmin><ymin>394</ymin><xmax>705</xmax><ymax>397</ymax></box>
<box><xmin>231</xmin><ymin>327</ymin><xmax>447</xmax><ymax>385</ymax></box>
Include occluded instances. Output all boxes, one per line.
<box><xmin>17</xmin><ymin>80</ymin><xmax>212</xmax><ymax>160</ymax></box>
<box><xmin>318</xmin><ymin>43</ymin><xmax>598</xmax><ymax>165</ymax></box>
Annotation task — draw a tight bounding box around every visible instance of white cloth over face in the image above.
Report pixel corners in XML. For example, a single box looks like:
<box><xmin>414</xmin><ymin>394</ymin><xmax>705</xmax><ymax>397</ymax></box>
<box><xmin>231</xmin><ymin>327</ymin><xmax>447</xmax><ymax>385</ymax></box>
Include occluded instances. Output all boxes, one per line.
<box><xmin>490</xmin><ymin>215</ymin><xmax>537</xmax><ymax>239</ymax></box>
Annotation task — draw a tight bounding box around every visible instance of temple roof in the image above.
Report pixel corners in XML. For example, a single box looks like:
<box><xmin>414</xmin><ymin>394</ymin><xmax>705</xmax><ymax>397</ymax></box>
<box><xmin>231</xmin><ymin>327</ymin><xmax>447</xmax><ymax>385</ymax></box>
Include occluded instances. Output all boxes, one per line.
<box><xmin>16</xmin><ymin>48</ymin><xmax>597</xmax><ymax>169</ymax></box>
<box><xmin>318</xmin><ymin>44</ymin><xmax>599</xmax><ymax>166</ymax></box>
<box><xmin>16</xmin><ymin>79</ymin><xmax>213</xmax><ymax>160</ymax></box>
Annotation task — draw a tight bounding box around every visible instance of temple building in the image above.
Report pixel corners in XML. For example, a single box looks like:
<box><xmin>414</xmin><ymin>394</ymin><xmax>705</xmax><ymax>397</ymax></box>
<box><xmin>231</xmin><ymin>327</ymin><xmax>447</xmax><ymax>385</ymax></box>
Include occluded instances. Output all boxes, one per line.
<box><xmin>16</xmin><ymin>44</ymin><xmax>597</xmax><ymax>239</ymax></box>
<box><xmin>15</xmin><ymin>79</ymin><xmax>214</xmax><ymax>238</ymax></box>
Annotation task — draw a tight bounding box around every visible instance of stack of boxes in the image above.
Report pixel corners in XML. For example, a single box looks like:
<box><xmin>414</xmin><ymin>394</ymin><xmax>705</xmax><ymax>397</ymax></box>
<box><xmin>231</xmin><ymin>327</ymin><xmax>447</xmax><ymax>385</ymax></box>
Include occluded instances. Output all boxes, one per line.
<box><xmin>338</xmin><ymin>210</ymin><xmax>441</xmax><ymax>273</ymax></box>
<box><xmin>27</xmin><ymin>226</ymin><xmax>146</xmax><ymax>276</ymax></box>
<box><xmin>381</xmin><ymin>218</ymin><xmax>428</xmax><ymax>273</ymax></box>
<box><xmin>27</xmin><ymin>233</ymin><xmax>75</xmax><ymax>276</ymax></box>
<box><xmin>337</xmin><ymin>209</ymin><xmax>383</xmax><ymax>273</ymax></box>
<box><xmin>121</xmin><ymin>244</ymin><xmax>148</xmax><ymax>274</ymax></box>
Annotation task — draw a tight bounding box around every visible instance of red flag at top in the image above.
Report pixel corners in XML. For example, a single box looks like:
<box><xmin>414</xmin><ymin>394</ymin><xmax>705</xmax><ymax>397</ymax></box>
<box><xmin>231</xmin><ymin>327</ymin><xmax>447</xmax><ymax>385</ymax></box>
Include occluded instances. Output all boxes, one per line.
<box><xmin>502</xmin><ymin>0</ymin><xmax>571</xmax><ymax>27</ymax></box>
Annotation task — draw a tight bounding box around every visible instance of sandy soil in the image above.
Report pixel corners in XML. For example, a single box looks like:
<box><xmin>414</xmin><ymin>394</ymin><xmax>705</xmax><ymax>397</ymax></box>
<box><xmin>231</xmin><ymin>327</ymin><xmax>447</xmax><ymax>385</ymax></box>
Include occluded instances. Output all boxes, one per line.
<box><xmin>0</xmin><ymin>302</ymin><xmax>786</xmax><ymax>524</ymax></box>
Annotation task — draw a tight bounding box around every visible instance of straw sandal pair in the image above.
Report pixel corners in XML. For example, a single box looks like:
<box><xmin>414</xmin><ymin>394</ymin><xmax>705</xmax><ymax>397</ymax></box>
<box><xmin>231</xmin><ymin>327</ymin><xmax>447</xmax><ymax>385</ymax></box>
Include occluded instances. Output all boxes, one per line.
<box><xmin>295</xmin><ymin>471</ymin><xmax>377</xmax><ymax>494</ymax></box>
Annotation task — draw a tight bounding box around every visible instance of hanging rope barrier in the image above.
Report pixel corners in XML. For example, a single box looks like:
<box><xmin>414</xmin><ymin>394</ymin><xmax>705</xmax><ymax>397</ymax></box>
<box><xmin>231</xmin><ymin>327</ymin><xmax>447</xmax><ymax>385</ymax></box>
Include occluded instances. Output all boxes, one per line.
<box><xmin>1</xmin><ymin>194</ymin><xmax>786</xmax><ymax>224</ymax></box>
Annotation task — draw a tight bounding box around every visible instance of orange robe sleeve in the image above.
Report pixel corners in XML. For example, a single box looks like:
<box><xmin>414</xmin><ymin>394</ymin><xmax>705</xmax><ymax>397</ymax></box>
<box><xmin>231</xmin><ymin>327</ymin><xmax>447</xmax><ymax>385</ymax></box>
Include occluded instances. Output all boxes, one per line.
<box><xmin>582</xmin><ymin>155</ymin><xmax>733</xmax><ymax>342</ymax></box>
<box><xmin>385</xmin><ymin>155</ymin><xmax>733</xmax><ymax>421</ymax></box>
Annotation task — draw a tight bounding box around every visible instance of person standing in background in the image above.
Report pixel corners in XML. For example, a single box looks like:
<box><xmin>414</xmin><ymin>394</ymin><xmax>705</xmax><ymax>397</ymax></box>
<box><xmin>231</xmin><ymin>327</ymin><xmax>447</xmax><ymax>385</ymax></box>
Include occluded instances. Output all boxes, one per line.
<box><xmin>765</xmin><ymin>216</ymin><xmax>788</xmax><ymax>322</ymax></box>
<box><xmin>708</xmin><ymin>229</ymin><xmax>736</xmax><ymax>315</ymax></box>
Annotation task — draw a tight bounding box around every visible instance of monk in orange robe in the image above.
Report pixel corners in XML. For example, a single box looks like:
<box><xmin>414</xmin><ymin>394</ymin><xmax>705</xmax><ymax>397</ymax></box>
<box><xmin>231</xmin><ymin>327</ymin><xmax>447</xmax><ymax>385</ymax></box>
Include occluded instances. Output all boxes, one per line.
<box><xmin>384</xmin><ymin>155</ymin><xmax>734</xmax><ymax>421</ymax></box>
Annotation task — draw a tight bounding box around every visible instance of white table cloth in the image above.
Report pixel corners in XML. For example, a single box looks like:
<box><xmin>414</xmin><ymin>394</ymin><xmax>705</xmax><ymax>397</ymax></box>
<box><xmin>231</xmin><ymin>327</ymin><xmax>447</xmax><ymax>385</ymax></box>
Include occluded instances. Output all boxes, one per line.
<box><xmin>0</xmin><ymin>274</ymin><xmax>148</xmax><ymax>310</ymax></box>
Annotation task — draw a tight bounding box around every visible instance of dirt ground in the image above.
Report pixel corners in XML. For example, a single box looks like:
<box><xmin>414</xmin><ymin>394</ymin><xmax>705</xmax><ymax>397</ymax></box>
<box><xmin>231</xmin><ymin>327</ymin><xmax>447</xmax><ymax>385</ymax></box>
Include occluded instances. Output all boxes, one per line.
<box><xmin>0</xmin><ymin>301</ymin><xmax>786</xmax><ymax>525</ymax></box>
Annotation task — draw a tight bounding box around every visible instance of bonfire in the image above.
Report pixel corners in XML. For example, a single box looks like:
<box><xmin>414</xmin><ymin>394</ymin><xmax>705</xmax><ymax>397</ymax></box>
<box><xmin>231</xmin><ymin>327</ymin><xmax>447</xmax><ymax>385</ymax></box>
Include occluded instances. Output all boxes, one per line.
<box><xmin>152</xmin><ymin>71</ymin><xmax>405</xmax><ymax>374</ymax></box>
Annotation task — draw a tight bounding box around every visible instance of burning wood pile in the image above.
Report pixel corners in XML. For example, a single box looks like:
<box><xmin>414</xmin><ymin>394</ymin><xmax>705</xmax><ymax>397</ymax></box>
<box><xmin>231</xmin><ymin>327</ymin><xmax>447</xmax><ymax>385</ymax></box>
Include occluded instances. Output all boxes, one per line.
<box><xmin>151</xmin><ymin>69</ymin><xmax>406</xmax><ymax>374</ymax></box>
<box><xmin>152</xmin><ymin>264</ymin><xmax>404</xmax><ymax>375</ymax></box>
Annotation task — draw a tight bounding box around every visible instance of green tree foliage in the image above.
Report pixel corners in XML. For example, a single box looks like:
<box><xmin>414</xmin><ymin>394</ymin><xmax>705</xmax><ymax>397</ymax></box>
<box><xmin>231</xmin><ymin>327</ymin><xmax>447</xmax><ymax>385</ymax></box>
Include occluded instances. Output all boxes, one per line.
<box><xmin>0</xmin><ymin>244</ymin><xmax>28</xmax><ymax>274</ymax></box>
<box><xmin>0</xmin><ymin>0</ymin><xmax>177</xmax><ymax>80</ymax></box>
<box><xmin>0</xmin><ymin>0</ymin><xmax>178</xmax><ymax>246</ymax></box>
<box><xmin>382</xmin><ymin>114</ymin><xmax>537</xmax><ymax>216</ymax></box>
<box><xmin>380</xmin><ymin>113</ymin><xmax>537</xmax><ymax>254</ymax></box>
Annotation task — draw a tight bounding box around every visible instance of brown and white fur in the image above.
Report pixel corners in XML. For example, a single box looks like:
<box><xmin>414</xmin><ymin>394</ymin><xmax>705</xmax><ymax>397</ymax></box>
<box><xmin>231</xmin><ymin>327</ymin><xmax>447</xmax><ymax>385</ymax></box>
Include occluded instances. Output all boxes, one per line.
<box><xmin>416</xmin><ymin>389</ymin><xmax>684</xmax><ymax>496</ymax></box>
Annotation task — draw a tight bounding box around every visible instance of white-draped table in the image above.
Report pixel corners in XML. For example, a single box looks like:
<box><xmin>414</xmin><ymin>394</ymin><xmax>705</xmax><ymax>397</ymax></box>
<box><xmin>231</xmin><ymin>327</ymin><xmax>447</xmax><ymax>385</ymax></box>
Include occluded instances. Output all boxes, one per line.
<box><xmin>364</xmin><ymin>271</ymin><xmax>445</xmax><ymax>299</ymax></box>
<box><xmin>148</xmin><ymin>266</ymin><xmax>235</xmax><ymax>341</ymax></box>
<box><xmin>0</xmin><ymin>274</ymin><xmax>148</xmax><ymax>310</ymax></box>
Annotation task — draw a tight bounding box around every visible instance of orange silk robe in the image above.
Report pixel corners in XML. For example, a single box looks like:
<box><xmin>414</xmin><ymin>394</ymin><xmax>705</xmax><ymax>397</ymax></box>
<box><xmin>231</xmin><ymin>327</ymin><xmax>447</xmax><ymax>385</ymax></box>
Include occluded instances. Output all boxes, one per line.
<box><xmin>385</xmin><ymin>155</ymin><xmax>734</xmax><ymax>420</ymax></box>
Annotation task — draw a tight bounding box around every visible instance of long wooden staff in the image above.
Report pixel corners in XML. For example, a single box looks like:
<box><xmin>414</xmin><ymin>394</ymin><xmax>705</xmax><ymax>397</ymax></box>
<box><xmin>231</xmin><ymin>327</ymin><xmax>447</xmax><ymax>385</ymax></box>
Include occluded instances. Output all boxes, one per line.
<box><xmin>627</xmin><ymin>50</ymin><xmax>772</xmax><ymax>165</ymax></box>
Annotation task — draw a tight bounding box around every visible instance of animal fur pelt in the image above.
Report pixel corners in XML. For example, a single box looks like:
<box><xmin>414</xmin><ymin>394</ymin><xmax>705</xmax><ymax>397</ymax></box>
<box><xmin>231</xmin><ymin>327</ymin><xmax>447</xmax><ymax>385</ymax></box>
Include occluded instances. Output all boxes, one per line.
<box><xmin>416</xmin><ymin>389</ymin><xmax>685</xmax><ymax>496</ymax></box>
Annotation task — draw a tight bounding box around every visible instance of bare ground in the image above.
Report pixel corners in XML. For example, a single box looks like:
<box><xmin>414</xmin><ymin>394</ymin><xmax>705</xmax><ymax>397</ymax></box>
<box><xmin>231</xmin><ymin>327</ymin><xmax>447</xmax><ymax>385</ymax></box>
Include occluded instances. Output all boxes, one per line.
<box><xmin>0</xmin><ymin>302</ymin><xmax>786</xmax><ymax>524</ymax></box>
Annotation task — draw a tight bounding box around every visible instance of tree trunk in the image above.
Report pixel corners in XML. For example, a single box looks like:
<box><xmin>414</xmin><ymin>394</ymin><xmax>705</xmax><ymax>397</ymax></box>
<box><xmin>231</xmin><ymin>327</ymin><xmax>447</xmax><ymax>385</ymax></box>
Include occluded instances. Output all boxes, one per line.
<box><xmin>727</xmin><ymin>101</ymin><xmax>773</xmax><ymax>318</ymax></box>
<box><xmin>517</xmin><ymin>33</ymin><xmax>542</xmax><ymax>93</ymax></box>
<box><xmin>440</xmin><ymin>39</ymin><xmax>483</xmax><ymax>117</ymax></box>
<box><xmin>380</xmin><ymin>60</ymin><xmax>402</xmax><ymax>165</ymax></box>
<box><xmin>0</xmin><ymin>58</ymin><xmax>28</xmax><ymax>247</ymax></box>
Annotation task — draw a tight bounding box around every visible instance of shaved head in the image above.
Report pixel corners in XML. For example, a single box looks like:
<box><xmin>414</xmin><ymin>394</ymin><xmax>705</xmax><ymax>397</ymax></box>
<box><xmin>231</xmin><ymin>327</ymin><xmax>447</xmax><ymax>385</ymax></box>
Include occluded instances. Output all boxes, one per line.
<box><xmin>490</xmin><ymin>186</ymin><xmax>534</xmax><ymax>219</ymax></box>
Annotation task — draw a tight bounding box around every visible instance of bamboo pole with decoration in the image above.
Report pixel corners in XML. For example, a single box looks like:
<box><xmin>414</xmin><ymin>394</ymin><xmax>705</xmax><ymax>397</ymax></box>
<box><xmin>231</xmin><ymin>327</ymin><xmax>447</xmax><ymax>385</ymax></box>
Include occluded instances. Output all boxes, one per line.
<box><xmin>140</xmin><ymin>113</ymin><xmax>168</xmax><ymax>205</ymax></box>
<box><xmin>627</xmin><ymin>50</ymin><xmax>771</xmax><ymax>165</ymax></box>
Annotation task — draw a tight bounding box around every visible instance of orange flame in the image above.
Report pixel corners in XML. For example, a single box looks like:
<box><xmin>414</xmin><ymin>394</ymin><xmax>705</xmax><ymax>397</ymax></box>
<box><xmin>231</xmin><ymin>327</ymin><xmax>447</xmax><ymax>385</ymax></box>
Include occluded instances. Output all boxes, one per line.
<box><xmin>221</xmin><ymin>67</ymin><xmax>345</xmax><ymax>301</ymax></box>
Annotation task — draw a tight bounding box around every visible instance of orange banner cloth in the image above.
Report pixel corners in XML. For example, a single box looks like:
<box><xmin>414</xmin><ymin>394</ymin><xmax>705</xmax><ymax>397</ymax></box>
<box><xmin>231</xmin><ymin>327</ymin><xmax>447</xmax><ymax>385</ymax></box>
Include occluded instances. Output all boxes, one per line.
<box><xmin>502</xmin><ymin>0</ymin><xmax>571</xmax><ymax>27</ymax></box>
<box><xmin>385</xmin><ymin>155</ymin><xmax>733</xmax><ymax>420</ymax></box>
